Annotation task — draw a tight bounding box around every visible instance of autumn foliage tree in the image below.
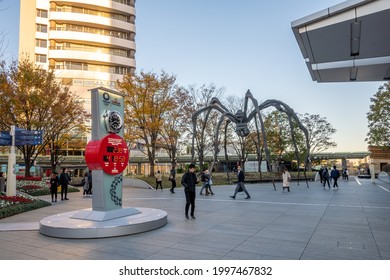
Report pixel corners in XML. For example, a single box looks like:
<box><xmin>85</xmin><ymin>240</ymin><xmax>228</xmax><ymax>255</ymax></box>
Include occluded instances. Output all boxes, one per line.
<box><xmin>159</xmin><ymin>87</ymin><xmax>194</xmax><ymax>168</ymax></box>
<box><xmin>263</xmin><ymin>110</ymin><xmax>292</xmax><ymax>161</ymax></box>
<box><xmin>0</xmin><ymin>57</ymin><xmax>88</xmax><ymax>175</ymax></box>
<box><xmin>117</xmin><ymin>70</ymin><xmax>183</xmax><ymax>176</ymax></box>
<box><xmin>366</xmin><ymin>82</ymin><xmax>390</xmax><ymax>147</ymax></box>
<box><xmin>298</xmin><ymin>113</ymin><xmax>336</xmax><ymax>155</ymax></box>
<box><xmin>187</xmin><ymin>83</ymin><xmax>224</xmax><ymax>167</ymax></box>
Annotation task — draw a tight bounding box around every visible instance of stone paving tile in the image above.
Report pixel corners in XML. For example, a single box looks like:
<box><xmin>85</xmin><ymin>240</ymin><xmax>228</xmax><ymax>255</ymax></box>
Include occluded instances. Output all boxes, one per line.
<box><xmin>302</xmin><ymin>246</ymin><xmax>382</xmax><ymax>260</ymax></box>
<box><xmin>222</xmin><ymin>250</ymin><xmax>294</xmax><ymax>260</ymax></box>
<box><xmin>144</xmin><ymin>247</ymin><xmax>222</xmax><ymax>260</ymax></box>
<box><xmin>83</xmin><ymin>250</ymin><xmax>138</xmax><ymax>260</ymax></box>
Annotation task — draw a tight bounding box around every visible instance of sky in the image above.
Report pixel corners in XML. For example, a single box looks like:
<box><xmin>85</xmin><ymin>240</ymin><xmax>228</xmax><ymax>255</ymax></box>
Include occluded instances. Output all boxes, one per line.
<box><xmin>0</xmin><ymin>0</ymin><xmax>383</xmax><ymax>153</ymax></box>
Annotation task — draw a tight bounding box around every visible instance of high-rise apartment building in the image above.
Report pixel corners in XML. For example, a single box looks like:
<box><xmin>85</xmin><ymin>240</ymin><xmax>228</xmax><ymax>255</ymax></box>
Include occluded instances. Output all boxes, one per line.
<box><xmin>18</xmin><ymin>0</ymin><xmax>136</xmax><ymax>110</ymax></box>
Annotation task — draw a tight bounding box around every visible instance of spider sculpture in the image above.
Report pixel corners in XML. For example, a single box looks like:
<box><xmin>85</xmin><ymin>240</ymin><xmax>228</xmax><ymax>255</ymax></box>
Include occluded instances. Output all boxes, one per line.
<box><xmin>191</xmin><ymin>90</ymin><xmax>311</xmax><ymax>188</ymax></box>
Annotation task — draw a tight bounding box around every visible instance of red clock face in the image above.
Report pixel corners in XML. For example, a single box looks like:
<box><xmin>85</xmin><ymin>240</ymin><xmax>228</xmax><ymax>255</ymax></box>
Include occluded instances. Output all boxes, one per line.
<box><xmin>85</xmin><ymin>134</ymin><xmax>129</xmax><ymax>175</ymax></box>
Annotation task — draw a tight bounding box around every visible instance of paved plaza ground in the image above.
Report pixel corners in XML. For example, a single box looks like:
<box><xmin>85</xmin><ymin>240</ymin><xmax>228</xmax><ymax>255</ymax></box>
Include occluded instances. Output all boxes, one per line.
<box><xmin>0</xmin><ymin>176</ymin><xmax>390</xmax><ymax>260</ymax></box>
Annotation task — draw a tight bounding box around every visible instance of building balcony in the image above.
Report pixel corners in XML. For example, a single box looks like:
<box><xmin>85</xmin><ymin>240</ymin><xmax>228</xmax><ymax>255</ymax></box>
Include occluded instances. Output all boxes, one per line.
<box><xmin>49</xmin><ymin>11</ymin><xmax>135</xmax><ymax>32</ymax></box>
<box><xmin>49</xmin><ymin>49</ymin><xmax>135</xmax><ymax>67</ymax></box>
<box><xmin>49</xmin><ymin>30</ymin><xmax>135</xmax><ymax>50</ymax></box>
<box><xmin>53</xmin><ymin>69</ymin><xmax>125</xmax><ymax>84</ymax></box>
<box><xmin>49</xmin><ymin>0</ymin><xmax>135</xmax><ymax>14</ymax></box>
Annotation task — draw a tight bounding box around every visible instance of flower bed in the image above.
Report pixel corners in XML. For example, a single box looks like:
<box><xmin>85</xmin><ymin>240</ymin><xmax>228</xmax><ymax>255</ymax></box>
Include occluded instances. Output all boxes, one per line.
<box><xmin>16</xmin><ymin>177</ymin><xmax>80</xmax><ymax>196</ymax></box>
<box><xmin>17</xmin><ymin>179</ymin><xmax>51</xmax><ymax>196</ymax></box>
<box><xmin>0</xmin><ymin>176</ymin><xmax>80</xmax><ymax>219</ymax></box>
<box><xmin>0</xmin><ymin>192</ymin><xmax>51</xmax><ymax>219</ymax></box>
<box><xmin>0</xmin><ymin>193</ymin><xmax>33</xmax><ymax>206</ymax></box>
<box><xmin>16</xmin><ymin>176</ymin><xmax>43</xmax><ymax>181</ymax></box>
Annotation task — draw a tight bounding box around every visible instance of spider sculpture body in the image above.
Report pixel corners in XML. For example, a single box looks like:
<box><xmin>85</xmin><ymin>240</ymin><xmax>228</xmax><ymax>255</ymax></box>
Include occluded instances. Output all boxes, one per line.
<box><xmin>191</xmin><ymin>90</ymin><xmax>310</xmax><ymax>188</ymax></box>
<box><xmin>233</xmin><ymin>110</ymin><xmax>251</xmax><ymax>137</ymax></box>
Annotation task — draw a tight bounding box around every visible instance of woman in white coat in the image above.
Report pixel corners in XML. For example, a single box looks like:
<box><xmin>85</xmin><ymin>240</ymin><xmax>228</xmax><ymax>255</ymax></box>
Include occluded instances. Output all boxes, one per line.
<box><xmin>282</xmin><ymin>167</ymin><xmax>292</xmax><ymax>192</ymax></box>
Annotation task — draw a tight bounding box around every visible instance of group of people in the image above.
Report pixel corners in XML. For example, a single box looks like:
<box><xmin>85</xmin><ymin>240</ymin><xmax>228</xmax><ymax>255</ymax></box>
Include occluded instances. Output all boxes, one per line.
<box><xmin>49</xmin><ymin>168</ymin><xmax>72</xmax><ymax>202</ymax></box>
<box><xmin>172</xmin><ymin>163</ymin><xmax>295</xmax><ymax>220</ymax></box>
<box><xmin>154</xmin><ymin>168</ymin><xmax>177</xmax><ymax>193</ymax></box>
<box><xmin>318</xmin><ymin>166</ymin><xmax>341</xmax><ymax>189</ymax></box>
<box><xmin>181</xmin><ymin>164</ymin><xmax>253</xmax><ymax>220</ymax></box>
<box><xmin>180</xmin><ymin>164</ymin><xmax>354</xmax><ymax>220</ymax></box>
<box><xmin>49</xmin><ymin>168</ymin><xmax>93</xmax><ymax>203</ymax></box>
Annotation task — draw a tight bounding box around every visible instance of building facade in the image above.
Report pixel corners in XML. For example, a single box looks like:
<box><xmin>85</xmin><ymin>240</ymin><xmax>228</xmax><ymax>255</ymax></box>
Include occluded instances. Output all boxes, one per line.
<box><xmin>367</xmin><ymin>146</ymin><xmax>390</xmax><ymax>173</ymax></box>
<box><xmin>18</xmin><ymin>0</ymin><xmax>136</xmax><ymax>111</ymax></box>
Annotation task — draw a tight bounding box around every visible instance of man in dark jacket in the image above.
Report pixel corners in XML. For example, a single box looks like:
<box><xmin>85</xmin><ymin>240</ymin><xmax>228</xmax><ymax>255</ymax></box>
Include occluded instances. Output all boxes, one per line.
<box><xmin>322</xmin><ymin>167</ymin><xmax>331</xmax><ymax>189</ymax></box>
<box><xmin>330</xmin><ymin>166</ymin><xmax>340</xmax><ymax>189</ymax></box>
<box><xmin>59</xmin><ymin>168</ymin><xmax>71</xmax><ymax>200</ymax></box>
<box><xmin>181</xmin><ymin>163</ymin><xmax>199</xmax><ymax>219</ymax></box>
<box><xmin>230</xmin><ymin>165</ymin><xmax>251</xmax><ymax>199</ymax></box>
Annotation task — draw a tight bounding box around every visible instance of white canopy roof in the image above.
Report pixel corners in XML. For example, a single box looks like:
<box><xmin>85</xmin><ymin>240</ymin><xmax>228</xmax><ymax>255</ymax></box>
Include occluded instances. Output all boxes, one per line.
<box><xmin>292</xmin><ymin>0</ymin><xmax>390</xmax><ymax>82</ymax></box>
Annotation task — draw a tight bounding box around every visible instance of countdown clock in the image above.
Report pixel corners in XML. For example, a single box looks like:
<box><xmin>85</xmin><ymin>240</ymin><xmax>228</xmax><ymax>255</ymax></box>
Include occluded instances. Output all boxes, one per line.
<box><xmin>85</xmin><ymin>134</ymin><xmax>129</xmax><ymax>175</ymax></box>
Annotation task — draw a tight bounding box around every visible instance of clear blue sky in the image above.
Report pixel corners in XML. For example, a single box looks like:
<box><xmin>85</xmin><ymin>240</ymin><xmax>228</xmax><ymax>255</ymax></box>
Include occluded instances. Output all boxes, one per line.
<box><xmin>0</xmin><ymin>0</ymin><xmax>383</xmax><ymax>152</ymax></box>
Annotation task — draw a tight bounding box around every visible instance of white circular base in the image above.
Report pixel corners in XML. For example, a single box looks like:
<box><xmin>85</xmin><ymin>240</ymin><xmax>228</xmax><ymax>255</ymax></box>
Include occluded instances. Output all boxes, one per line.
<box><xmin>39</xmin><ymin>207</ymin><xmax>168</xmax><ymax>239</ymax></box>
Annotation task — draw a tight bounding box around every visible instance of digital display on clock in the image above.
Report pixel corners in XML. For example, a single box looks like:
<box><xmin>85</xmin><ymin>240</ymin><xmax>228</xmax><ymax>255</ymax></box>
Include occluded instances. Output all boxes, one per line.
<box><xmin>85</xmin><ymin>134</ymin><xmax>129</xmax><ymax>175</ymax></box>
<box><xmin>103</xmin><ymin>155</ymin><xmax>127</xmax><ymax>163</ymax></box>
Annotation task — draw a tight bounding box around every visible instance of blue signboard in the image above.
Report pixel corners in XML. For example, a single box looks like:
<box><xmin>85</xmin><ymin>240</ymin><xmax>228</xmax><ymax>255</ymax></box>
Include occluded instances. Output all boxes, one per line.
<box><xmin>0</xmin><ymin>131</ymin><xmax>12</xmax><ymax>146</ymax></box>
<box><xmin>14</xmin><ymin>129</ymin><xmax>43</xmax><ymax>146</ymax></box>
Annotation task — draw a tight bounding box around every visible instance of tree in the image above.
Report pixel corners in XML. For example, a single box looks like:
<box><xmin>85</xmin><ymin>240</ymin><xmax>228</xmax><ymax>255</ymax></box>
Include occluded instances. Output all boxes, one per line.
<box><xmin>366</xmin><ymin>82</ymin><xmax>390</xmax><ymax>147</ymax></box>
<box><xmin>0</xmin><ymin>57</ymin><xmax>88</xmax><ymax>176</ymax></box>
<box><xmin>298</xmin><ymin>113</ymin><xmax>337</xmax><ymax>157</ymax></box>
<box><xmin>263</xmin><ymin>110</ymin><xmax>292</xmax><ymax>161</ymax></box>
<box><xmin>117</xmin><ymin>70</ymin><xmax>179</xmax><ymax>176</ymax></box>
<box><xmin>46</xmin><ymin>124</ymin><xmax>89</xmax><ymax>171</ymax></box>
<box><xmin>187</xmin><ymin>83</ymin><xmax>224</xmax><ymax>167</ymax></box>
<box><xmin>159</xmin><ymin>87</ymin><xmax>193</xmax><ymax>168</ymax></box>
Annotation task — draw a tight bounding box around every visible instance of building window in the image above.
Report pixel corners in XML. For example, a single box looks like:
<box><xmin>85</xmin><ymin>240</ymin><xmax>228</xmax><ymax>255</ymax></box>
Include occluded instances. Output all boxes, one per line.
<box><xmin>36</xmin><ymin>24</ymin><xmax>48</xmax><ymax>33</ymax></box>
<box><xmin>35</xmin><ymin>39</ymin><xmax>47</xmax><ymax>48</ymax></box>
<box><xmin>113</xmin><ymin>0</ymin><xmax>134</xmax><ymax>7</ymax></box>
<box><xmin>37</xmin><ymin>9</ymin><xmax>48</xmax><ymax>18</ymax></box>
<box><xmin>35</xmin><ymin>54</ymin><xmax>47</xmax><ymax>63</ymax></box>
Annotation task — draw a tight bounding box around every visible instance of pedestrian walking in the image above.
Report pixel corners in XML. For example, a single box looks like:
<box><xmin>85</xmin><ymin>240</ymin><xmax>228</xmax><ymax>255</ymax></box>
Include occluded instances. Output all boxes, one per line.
<box><xmin>199</xmin><ymin>168</ymin><xmax>214</xmax><ymax>195</ymax></box>
<box><xmin>330</xmin><ymin>166</ymin><xmax>340</xmax><ymax>189</ymax></box>
<box><xmin>155</xmin><ymin>170</ymin><xmax>163</xmax><ymax>191</ymax></box>
<box><xmin>230</xmin><ymin>165</ymin><xmax>251</xmax><ymax>199</ymax></box>
<box><xmin>282</xmin><ymin>167</ymin><xmax>292</xmax><ymax>192</ymax></box>
<box><xmin>322</xmin><ymin>167</ymin><xmax>331</xmax><ymax>189</ymax></box>
<box><xmin>82</xmin><ymin>172</ymin><xmax>89</xmax><ymax>196</ymax></box>
<box><xmin>318</xmin><ymin>167</ymin><xmax>324</xmax><ymax>183</ymax></box>
<box><xmin>169</xmin><ymin>166</ymin><xmax>177</xmax><ymax>193</ymax></box>
<box><xmin>49</xmin><ymin>172</ymin><xmax>58</xmax><ymax>202</ymax></box>
<box><xmin>181</xmin><ymin>163</ymin><xmax>199</xmax><ymax>219</ymax></box>
<box><xmin>343</xmin><ymin>168</ymin><xmax>349</xmax><ymax>180</ymax></box>
<box><xmin>87</xmin><ymin>170</ymin><xmax>93</xmax><ymax>195</ymax></box>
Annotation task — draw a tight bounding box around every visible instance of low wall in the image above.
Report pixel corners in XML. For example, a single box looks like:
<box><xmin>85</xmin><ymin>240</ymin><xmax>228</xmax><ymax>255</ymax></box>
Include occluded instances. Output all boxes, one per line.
<box><xmin>377</xmin><ymin>171</ymin><xmax>390</xmax><ymax>184</ymax></box>
<box><xmin>123</xmin><ymin>177</ymin><xmax>153</xmax><ymax>189</ymax></box>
